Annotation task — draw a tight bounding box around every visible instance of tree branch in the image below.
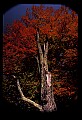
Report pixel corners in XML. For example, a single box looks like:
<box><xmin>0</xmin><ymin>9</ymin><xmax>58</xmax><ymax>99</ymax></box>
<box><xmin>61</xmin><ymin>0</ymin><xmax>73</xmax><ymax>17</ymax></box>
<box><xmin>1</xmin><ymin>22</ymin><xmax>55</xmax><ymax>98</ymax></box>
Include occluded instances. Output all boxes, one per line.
<box><xmin>37</xmin><ymin>31</ymin><xmax>43</xmax><ymax>54</ymax></box>
<box><xmin>36</xmin><ymin>31</ymin><xmax>44</xmax><ymax>101</ymax></box>
<box><xmin>44</xmin><ymin>42</ymin><xmax>46</xmax><ymax>52</ymax></box>
<box><xmin>44</xmin><ymin>40</ymin><xmax>48</xmax><ymax>72</ymax></box>
<box><xmin>44</xmin><ymin>40</ymin><xmax>48</xmax><ymax>58</ymax></box>
<box><xmin>17</xmin><ymin>79</ymin><xmax>43</xmax><ymax>111</ymax></box>
<box><xmin>35</xmin><ymin>56</ymin><xmax>40</xmax><ymax>74</ymax></box>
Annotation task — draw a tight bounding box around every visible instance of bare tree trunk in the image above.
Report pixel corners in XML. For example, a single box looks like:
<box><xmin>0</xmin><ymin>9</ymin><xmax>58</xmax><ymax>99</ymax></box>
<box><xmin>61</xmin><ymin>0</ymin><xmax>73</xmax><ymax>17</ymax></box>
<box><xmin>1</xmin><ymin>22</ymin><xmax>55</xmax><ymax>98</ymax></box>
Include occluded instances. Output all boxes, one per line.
<box><xmin>43</xmin><ymin>72</ymin><xmax>57</xmax><ymax>111</ymax></box>
<box><xmin>36</xmin><ymin>31</ymin><xmax>45</xmax><ymax>101</ymax></box>
<box><xmin>37</xmin><ymin>31</ymin><xmax>57</xmax><ymax>111</ymax></box>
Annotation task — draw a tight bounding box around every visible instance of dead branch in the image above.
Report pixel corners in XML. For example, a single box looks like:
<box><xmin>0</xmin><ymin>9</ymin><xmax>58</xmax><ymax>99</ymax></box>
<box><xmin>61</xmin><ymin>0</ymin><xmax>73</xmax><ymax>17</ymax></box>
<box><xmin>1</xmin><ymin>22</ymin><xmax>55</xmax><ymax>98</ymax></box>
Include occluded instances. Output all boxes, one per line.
<box><xmin>37</xmin><ymin>31</ymin><xmax>43</xmax><ymax>54</ymax></box>
<box><xmin>44</xmin><ymin>40</ymin><xmax>48</xmax><ymax>58</ymax></box>
<box><xmin>17</xmin><ymin>79</ymin><xmax>43</xmax><ymax>111</ymax></box>
<box><xmin>44</xmin><ymin>40</ymin><xmax>48</xmax><ymax>72</ymax></box>
<box><xmin>36</xmin><ymin>31</ymin><xmax>44</xmax><ymax>101</ymax></box>
<box><xmin>35</xmin><ymin>56</ymin><xmax>40</xmax><ymax>74</ymax></box>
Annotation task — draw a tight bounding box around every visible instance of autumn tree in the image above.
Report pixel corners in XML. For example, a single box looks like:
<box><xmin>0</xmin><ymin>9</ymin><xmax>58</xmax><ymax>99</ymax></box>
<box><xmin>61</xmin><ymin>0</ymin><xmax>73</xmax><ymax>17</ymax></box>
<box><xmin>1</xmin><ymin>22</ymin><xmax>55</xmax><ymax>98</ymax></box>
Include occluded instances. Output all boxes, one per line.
<box><xmin>3</xmin><ymin>5</ymin><xmax>78</xmax><ymax>112</ymax></box>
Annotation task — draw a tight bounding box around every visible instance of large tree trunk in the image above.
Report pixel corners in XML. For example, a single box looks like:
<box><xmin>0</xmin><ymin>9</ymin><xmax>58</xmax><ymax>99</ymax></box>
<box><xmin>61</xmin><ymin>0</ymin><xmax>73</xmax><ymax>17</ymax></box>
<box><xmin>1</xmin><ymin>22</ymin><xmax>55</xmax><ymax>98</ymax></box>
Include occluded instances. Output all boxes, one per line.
<box><xmin>43</xmin><ymin>72</ymin><xmax>57</xmax><ymax>111</ymax></box>
<box><xmin>37</xmin><ymin>31</ymin><xmax>57</xmax><ymax>111</ymax></box>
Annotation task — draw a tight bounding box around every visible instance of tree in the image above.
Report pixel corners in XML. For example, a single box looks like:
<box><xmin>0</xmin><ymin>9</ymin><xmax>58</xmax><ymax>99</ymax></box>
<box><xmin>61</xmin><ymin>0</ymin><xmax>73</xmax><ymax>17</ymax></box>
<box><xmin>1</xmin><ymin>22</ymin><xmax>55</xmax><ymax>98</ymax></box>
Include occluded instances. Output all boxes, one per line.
<box><xmin>3</xmin><ymin>5</ymin><xmax>78</xmax><ymax>112</ymax></box>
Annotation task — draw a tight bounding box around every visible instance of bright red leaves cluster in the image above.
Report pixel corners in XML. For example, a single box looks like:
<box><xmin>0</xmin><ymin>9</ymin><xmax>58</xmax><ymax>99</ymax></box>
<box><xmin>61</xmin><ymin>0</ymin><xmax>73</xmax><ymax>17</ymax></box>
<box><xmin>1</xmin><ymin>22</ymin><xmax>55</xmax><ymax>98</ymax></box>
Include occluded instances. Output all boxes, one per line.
<box><xmin>3</xmin><ymin>20</ymin><xmax>37</xmax><ymax>74</ymax></box>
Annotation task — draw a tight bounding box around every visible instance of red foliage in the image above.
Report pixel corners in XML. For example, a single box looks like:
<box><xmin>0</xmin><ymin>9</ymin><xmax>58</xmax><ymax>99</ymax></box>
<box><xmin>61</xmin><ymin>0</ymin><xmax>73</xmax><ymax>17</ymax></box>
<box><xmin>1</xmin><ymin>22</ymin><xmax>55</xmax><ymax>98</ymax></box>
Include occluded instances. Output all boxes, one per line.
<box><xmin>64</xmin><ymin>49</ymin><xmax>78</xmax><ymax>59</ymax></box>
<box><xmin>3</xmin><ymin>20</ymin><xmax>37</xmax><ymax>74</ymax></box>
<box><xmin>3</xmin><ymin>5</ymin><xmax>78</xmax><ymax>74</ymax></box>
<box><xmin>53</xmin><ymin>80</ymin><xmax>78</xmax><ymax>97</ymax></box>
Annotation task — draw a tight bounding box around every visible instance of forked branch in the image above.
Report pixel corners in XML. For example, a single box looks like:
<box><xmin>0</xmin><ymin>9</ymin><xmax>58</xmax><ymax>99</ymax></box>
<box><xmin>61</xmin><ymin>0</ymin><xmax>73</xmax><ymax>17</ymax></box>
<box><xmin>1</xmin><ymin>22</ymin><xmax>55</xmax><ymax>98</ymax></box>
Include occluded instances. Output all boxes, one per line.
<box><xmin>17</xmin><ymin>79</ymin><xmax>43</xmax><ymax>111</ymax></box>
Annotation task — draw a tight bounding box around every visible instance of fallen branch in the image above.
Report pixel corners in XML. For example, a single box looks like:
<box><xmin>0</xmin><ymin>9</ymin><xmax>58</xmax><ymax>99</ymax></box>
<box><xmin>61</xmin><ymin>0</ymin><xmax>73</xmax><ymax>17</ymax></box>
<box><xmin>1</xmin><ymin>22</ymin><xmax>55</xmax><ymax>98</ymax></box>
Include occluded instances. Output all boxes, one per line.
<box><xmin>17</xmin><ymin>79</ymin><xmax>43</xmax><ymax>111</ymax></box>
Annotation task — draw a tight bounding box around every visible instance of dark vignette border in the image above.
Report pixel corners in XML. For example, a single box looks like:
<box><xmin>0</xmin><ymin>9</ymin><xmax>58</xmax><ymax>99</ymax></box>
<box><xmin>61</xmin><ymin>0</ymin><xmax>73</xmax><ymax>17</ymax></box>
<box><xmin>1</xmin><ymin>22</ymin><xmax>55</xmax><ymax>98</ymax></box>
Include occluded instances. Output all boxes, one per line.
<box><xmin>0</xmin><ymin>0</ymin><xmax>81</xmax><ymax>117</ymax></box>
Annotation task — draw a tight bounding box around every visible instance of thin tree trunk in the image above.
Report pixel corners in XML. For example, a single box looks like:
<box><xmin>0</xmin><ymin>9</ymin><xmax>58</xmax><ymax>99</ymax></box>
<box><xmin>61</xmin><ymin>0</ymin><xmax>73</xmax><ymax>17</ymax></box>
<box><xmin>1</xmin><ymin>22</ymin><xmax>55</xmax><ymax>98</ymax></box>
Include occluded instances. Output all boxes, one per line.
<box><xmin>37</xmin><ymin>31</ymin><xmax>46</xmax><ymax>102</ymax></box>
<box><xmin>35</xmin><ymin>56</ymin><xmax>40</xmax><ymax>74</ymax></box>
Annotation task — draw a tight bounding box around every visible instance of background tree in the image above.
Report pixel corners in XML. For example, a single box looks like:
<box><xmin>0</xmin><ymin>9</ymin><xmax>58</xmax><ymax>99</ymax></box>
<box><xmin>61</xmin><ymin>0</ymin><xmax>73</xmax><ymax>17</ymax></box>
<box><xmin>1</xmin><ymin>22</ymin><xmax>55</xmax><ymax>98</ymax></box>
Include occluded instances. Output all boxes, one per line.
<box><xmin>3</xmin><ymin>5</ymin><xmax>78</xmax><ymax>112</ymax></box>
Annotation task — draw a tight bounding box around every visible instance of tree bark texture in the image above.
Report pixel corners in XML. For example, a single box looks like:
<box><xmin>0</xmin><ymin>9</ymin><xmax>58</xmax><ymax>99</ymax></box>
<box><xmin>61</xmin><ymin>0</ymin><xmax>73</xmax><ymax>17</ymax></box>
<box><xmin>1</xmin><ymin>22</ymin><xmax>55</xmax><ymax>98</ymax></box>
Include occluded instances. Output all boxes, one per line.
<box><xmin>37</xmin><ymin>31</ymin><xmax>57</xmax><ymax>111</ymax></box>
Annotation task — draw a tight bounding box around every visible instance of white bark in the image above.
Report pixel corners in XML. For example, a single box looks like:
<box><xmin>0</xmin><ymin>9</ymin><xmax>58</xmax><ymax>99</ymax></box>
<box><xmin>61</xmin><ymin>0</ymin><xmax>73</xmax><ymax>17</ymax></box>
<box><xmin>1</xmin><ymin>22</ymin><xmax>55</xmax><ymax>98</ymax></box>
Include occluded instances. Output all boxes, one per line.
<box><xmin>44</xmin><ymin>43</ymin><xmax>46</xmax><ymax>52</ymax></box>
<box><xmin>17</xmin><ymin>79</ymin><xmax>43</xmax><ymax>111</ymax></box>
<box><xmin>46</xmin><ymin>72</ymin><xmax>51</xmax><ymax>87</ymax></box>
